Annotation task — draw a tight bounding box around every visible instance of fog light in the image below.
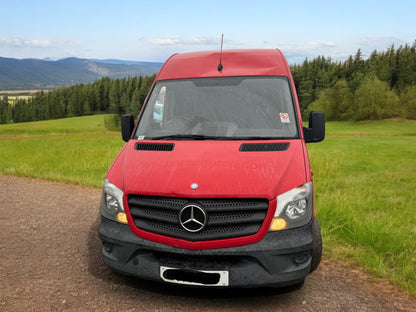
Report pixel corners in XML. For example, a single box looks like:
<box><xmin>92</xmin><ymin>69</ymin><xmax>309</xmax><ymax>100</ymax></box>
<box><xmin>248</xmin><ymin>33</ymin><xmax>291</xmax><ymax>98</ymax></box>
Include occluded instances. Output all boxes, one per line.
<box><xmin>117</xmin><ymin>212</ymin><xmax>128</xmax><ymax>224</ymax></box>
<box><xmin>103</xmin><ymin>243</ymin><xmax>112</xmax><ymax>253</ymax></box>
<box><xmin>269</xmin><ymin>217</ymin><xmax>287</xmax><ymax>231</ymax></box>
<box><xmin>294</xmin><ymin>253</ymin><xmax>308</xmax><ymax>264</ymax></box>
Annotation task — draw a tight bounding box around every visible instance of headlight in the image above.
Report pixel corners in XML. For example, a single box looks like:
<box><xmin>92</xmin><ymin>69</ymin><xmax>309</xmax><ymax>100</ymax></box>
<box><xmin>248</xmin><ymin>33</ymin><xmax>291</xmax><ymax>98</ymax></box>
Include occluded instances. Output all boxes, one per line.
<box><xmin>101</xmin><ymin>179</ymin><xmax>128</xmax><ymax>224</ymax></box>
<box><xmin>269</xmin><ymin>182</ymin><xmax>313</xmax><ymax>231</ymax></box>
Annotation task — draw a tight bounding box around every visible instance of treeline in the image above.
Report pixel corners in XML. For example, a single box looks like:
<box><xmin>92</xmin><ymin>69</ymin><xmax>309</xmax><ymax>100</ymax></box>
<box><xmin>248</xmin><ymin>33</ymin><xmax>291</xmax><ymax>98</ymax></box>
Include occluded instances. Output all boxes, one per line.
<box><xmin>0</xmin><ymin>75</ymin><xmax>155</xmax><ymax>124</ymax></box>
<box><xmin>292</xmin><ymin>42</ymin><xmax>416</xmax><ymax>120</ymax></box>
<box><xmin>1</xmin><ymin>42</ymin><xmax>416</xmax><ymax>124</ymax></box>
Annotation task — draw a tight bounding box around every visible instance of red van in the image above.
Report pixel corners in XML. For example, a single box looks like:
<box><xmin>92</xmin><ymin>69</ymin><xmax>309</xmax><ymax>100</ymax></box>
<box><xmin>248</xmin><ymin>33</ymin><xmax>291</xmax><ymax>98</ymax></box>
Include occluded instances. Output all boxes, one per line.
<box><xmin>98</xmin><ymin>49</ymin><xmax>325</xmax><ymax>288</ymax></box>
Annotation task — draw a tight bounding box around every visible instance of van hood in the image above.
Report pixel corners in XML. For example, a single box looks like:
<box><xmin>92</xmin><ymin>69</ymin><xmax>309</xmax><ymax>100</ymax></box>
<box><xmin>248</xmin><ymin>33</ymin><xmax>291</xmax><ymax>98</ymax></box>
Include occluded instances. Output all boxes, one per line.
<box><xmin>108</xmin><ymin>140</ymin><xmax>307</xmax><ymax>200</ymax></box>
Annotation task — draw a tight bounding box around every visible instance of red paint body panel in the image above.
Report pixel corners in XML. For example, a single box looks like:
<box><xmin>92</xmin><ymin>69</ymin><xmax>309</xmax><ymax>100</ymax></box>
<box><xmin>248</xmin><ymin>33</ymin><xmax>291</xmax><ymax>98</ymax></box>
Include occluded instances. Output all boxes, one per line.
<box><xmin>156</xmin><ymin>49</ymin><xmax>291</xmax><ymax>80</ymax></box>
<box><xmin>121</xmin><ymin>140</ymin><xmax>306</xmax><ymax>199</ymax></box>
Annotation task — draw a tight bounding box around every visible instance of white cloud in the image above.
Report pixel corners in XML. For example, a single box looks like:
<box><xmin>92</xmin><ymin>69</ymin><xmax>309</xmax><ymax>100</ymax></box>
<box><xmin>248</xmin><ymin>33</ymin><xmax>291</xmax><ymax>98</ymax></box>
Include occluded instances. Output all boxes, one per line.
<box><xmin>146</xmin><ymin>37</ymin><xmax>341</xmax><ymax>64</ymax></box>
<box><xmin>275</xmin><ymin>41</ymin><xmax>339</xmax><ymax>61</ymax></box>
<box><xmin>356</xmin><ymin>35</ymin><xmax>409</xmax><ymax>58</ymax></box>
<box><xmin>150</xmin><ymin>37</ymin><xmax>180</xmax><ymax>45</ymax></box>
<box><xmin>358</xmin><ymin>35</ymin><xmax>403</xmax><ymax>48</ymax></box>
<box><xmin>276</xmin><ymin>36</ymin><xmax>410</xmax><ymax>64</ymax></box>
<box><xmin>318</xmin><ymin>41</ymin><xmax>337</xmax><ymax>48</ymax></box>
<box><xmin>0</xmin><ymin>37</ymin><xmax>54</xmax><ymax>48</ymax></box>
<box><xmin>150</xmin><ymin>36</ymin><xmax>220</xmax><ymax>47</ymax></box>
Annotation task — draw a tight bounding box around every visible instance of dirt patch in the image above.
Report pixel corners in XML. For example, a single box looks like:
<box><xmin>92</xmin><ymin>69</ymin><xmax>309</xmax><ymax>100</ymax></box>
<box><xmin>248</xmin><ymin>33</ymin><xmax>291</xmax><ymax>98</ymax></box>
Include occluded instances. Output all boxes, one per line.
<box><xmin>1</xmin><ymin>174</ymin><xmax>415</xmax><ymax>311</ymax></box>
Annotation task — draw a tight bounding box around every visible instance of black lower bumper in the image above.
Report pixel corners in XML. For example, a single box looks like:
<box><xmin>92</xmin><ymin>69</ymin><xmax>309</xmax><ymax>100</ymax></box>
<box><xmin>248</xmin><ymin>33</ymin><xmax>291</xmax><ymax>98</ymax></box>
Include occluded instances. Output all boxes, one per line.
<box><xmin>98</xmin><ymin>216</ymin><xmax>319</xmax><ymax>288</ymax></box>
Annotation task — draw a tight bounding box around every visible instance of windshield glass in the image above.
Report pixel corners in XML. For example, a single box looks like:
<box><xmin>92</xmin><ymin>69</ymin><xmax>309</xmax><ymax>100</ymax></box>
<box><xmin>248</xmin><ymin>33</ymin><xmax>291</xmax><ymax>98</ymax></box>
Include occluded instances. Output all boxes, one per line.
<box><xmin>135</xmin><ymin>76</ymin><xmax>299</xmax><ymax>140</ymax></box>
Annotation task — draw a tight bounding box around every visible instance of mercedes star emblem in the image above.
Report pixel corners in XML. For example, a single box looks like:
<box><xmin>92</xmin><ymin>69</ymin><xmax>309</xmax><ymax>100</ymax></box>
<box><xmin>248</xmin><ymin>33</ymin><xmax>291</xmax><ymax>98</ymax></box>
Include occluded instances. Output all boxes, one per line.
<box><xmin>179</xmin><ymin>204</ymin><xmax>207</xmax><ymax>233</ymax></box>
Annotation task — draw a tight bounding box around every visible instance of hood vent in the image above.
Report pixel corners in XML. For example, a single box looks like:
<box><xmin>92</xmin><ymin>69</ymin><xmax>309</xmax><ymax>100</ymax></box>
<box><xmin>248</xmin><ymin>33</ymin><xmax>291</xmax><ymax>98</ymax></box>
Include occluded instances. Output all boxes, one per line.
<box><xmin>239</xmin><ymin>142</ymin><xmax>290</xmax><ymax>152</ymax></box>
<box><xmin>135</xmin><ymin>142</ymin><xmax>175</xmax><ymax>151</ymax></box>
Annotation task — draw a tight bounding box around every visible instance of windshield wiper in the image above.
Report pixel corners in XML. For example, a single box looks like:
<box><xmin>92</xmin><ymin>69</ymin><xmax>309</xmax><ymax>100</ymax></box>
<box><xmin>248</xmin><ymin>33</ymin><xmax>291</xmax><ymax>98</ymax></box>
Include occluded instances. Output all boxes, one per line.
<box><xmin>231</xmin><ymin>136</ymin><xmax>296</xmax><ymax>140</ymax></box>
<box><xmin>149</xmin><ymin>134</ymin><xmax>228</xmax><ymax>140</ymax></box>
<box><xmin>148</xmin><ymin>134</ymin><xmax>293</xmax><ymax>141</ymax></box>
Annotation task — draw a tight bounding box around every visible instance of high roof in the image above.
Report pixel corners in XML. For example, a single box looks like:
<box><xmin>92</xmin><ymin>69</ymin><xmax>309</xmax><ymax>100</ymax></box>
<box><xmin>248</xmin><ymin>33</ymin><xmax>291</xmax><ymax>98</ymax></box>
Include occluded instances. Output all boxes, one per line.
<box><xmin>155</xmin><ymin>49</ymin><xmax>291</xmax><ymax>81</ymax></box>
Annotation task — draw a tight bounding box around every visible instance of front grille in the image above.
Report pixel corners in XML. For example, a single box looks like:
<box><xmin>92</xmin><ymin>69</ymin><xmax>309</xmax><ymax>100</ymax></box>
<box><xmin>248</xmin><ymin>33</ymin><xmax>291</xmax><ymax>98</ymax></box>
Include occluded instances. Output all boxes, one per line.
<box><xmin>128</xmin><ymin>195</ymin><xmax>269</xmax><ymax>241</ymax></box>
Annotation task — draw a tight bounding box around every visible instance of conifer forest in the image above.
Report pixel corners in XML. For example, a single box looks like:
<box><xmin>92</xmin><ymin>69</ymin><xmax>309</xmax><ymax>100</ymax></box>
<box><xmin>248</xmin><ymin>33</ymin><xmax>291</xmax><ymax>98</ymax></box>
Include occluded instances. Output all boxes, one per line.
<box><xmin>1</xmin><ymin>42</ymin><xmax>416</xmax><ymax>124</ymax></box>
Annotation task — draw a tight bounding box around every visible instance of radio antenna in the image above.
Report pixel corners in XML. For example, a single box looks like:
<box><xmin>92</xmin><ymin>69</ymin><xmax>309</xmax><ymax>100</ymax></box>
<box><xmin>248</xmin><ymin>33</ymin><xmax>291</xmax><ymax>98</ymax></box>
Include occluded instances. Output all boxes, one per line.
<box><xmin>217</xmin><ymin>34</ymin><xmax>224</xmax><ymax>71</ymax></box>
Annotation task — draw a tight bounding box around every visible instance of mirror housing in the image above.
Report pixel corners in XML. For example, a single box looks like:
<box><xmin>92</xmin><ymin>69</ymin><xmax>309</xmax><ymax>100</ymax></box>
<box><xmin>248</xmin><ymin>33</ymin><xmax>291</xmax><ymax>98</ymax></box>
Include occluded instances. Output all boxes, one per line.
<box><xmin>121</xmin><ymin>114</ymin><xmax>135</xmax><ymax>142</ymax></box>
<box><xmin>303</xmin><ymin>111</ymin><xmax>325</xmax><ymax>143</ymax></box>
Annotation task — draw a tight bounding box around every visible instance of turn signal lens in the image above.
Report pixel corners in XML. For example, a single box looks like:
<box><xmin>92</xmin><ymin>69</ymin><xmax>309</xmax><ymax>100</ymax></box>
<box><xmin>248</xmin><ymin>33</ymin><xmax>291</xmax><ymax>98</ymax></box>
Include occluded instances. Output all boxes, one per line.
<box><xmin>117</xmin><ymin>212</ymin><xmax>128</xmax><ymax>224</ymax></box>
<box><xmin>269</xmin><ymin>217</ymin><xmax>287</xmax><ymax>231</ymax></box>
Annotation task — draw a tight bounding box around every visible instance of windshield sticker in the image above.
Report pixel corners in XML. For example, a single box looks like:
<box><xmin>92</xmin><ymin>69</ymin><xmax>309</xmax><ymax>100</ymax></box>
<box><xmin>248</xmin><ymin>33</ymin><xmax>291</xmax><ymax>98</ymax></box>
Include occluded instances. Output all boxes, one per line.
<box><xmin>280</xmin><ymin>113</ymin><xmax>290</xmax><ymax>123</ymax></box>
<box><xmin>138</xmin><ymin>135</ymin><xmax>145</xmax><ymax>140</ymax></box>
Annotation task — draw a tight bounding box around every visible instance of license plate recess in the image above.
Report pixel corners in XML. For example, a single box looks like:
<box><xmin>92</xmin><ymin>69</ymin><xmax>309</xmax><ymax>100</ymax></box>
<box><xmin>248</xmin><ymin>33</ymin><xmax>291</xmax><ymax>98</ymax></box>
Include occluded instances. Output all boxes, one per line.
<box><xmin>160</xmin><ymin>266</ymin><xmax>229</xmax><ymax>287</ymax></box>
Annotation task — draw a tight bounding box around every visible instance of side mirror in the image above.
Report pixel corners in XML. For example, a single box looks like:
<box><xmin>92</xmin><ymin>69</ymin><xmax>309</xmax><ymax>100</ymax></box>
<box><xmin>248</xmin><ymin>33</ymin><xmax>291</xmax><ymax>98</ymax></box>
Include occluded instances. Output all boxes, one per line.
<box><xmin>303</xmin><ymin>111</ymin><xmax>325</xmax><ymax>143</ymax></box>
<box><xmin>121</xmin><ymin>114</ymin><xmax>135</xmax><ymax>142</ymax></box>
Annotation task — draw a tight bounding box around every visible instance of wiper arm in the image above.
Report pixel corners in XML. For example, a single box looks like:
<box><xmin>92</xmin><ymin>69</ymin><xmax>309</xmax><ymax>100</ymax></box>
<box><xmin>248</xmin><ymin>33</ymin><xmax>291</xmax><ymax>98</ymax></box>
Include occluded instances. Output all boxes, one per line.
<box><xmin>148</xmin><ymin>134</ymin><xmax>294</xmax><ymax>141</ymax></box>
<box><xmin>149</xmin><ymin>134</ymin><xmax>225</xmax><ymax>140</ymax></box>
<box><xmin>231</xmin><ymin>136</ymin><xmax>294</xmax><ymax>140</ymax></box>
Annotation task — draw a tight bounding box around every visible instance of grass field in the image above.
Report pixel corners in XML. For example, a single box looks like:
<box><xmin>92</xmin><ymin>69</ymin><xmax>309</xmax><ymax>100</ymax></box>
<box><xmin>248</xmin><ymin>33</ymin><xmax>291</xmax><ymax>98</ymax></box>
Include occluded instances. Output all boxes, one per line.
<box><xmin>0</xmin><ymin>115</ymin><xmax>124</xmax><ymax>186</ymax></box>
<box><xmin>307</xmin><ymin>119</ymin><xmax>416</xmax><ymax>296</ymax></box>
<box><xmin>0</xmin><ymin>115</ymin><xmax>415</xmax><ymax>296</ymax></box>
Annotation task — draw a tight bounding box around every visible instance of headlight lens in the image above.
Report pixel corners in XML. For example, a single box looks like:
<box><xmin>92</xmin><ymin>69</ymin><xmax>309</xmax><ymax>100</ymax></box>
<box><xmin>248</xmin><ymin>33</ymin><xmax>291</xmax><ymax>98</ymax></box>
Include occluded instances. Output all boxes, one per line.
<box><xmin>105</xmin><ymin>194</ymin><xmax>121</xmax><ymax>213</ymax></box>
<box><xmin>285</xmin><ymin>198</ymin><xmax>307</xmax><ymax>219</ymax></box>
<box><xmin>101</xmin><ymin>179</ymin><xmax>127</xmax><ymax>224</ymax></box>
<box><xmin>269</xmin><ymin>182</ymin><xmax>313</xmax><ymax>231</ymax></box>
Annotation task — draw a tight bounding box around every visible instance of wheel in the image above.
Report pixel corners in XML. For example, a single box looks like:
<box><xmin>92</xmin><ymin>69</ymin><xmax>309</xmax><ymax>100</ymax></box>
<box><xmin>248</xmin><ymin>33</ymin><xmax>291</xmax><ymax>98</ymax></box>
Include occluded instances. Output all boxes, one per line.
<box><xmin>310</xmin><ymin>218</ymin><xmax>322</xmax><ymax>273</ymax></box>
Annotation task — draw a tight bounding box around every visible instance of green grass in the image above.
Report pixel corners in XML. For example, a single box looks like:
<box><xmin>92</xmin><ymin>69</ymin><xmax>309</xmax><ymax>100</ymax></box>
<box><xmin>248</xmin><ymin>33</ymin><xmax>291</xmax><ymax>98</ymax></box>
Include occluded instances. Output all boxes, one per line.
<box><xmin>1</xmin><ymin>115</ymin><xmax>415</xmax><ymax>296</ymax></box>
<box><xmin>308</xmin><ymin>120</ymin><xmax>416</xmax><ymax>296</ymax></box>
<box><xmin>0</xmin><ymin>115</ymin><xmax>124</xmax><ymax>187</ymax></box>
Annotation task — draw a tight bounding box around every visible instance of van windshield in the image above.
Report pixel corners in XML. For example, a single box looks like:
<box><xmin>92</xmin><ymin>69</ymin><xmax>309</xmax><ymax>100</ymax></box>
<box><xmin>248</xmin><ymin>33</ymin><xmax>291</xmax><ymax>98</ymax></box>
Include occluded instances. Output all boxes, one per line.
<box><xmin>135</xmin><ymin>76</ymin><xmax>299</xmax><ymax>140</ymax></box>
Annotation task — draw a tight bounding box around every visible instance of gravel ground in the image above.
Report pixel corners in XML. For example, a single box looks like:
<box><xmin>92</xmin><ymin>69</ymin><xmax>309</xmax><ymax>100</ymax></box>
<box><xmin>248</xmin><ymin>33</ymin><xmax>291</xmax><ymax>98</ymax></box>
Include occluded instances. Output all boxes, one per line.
<box><xmin>1</xmin><ymin>174</ymin><xmax>415</xmax><ymax>312</ymax></box>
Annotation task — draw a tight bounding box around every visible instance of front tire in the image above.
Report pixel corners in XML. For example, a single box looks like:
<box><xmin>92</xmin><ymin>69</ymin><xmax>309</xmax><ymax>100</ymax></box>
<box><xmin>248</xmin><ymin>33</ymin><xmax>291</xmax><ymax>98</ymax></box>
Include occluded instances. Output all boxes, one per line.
<box><xmin>310</xmin><ymin>218</ymin><xmax>322</xmax><ymax>272</ymax></box>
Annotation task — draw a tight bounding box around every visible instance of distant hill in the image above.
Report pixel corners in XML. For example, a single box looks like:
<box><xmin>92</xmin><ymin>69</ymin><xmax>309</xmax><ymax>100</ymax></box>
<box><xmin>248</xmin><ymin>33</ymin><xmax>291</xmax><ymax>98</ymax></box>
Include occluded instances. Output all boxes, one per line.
<box><xmin>0</xmin><ymin>57</ymin><xmax>163</xmax><ymax>90</ymax></box>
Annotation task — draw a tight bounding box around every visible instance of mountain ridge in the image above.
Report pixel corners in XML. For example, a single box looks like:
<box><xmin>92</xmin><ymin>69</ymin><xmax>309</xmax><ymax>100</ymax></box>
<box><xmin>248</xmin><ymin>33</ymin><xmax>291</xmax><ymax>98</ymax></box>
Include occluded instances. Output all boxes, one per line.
<box><xmin>0</xmin><ymin>56</ymin><xmax>163</xmax><ymax>90</ymax></box>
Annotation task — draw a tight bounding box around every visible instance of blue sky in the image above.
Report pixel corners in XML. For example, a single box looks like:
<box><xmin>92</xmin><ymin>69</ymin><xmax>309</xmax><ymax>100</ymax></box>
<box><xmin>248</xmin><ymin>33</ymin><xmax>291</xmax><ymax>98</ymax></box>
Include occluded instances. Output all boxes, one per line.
<box><xmin>1</xmin><ymin>0</ymin><xmax>415</xmax><ymax>64</ymax></box>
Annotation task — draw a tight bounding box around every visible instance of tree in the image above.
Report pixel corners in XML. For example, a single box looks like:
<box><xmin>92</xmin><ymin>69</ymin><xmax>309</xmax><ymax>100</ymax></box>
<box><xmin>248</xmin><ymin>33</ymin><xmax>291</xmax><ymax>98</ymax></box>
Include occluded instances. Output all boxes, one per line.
<box><xmin>309</xmin><ymin>80</ymin><xmax>353</xmax><ymax>121</ymax></box>
<box><xmin>109</xmin><ymin>79</ymin><xmax>121</xmax><ymax>114</ymax></box>
<box><xmin>0</xmin><ymin>96</ymin><xmax>9</xmax><ymax>123</ymax></box>
<box><xmin>332</xmin><ymin>80</ymin><xmax>354</xmax><ymax>120</ymax></box>
<box><xmin>400</xmin><ymin>85</ymin><xmax>416</xmax><ymax>119</ymax></box>
<box><xmin>395</xmin><ymin>44</ymin><xmax>416</xmax><ymax>91</ymax></box>
<box><xmin>353</xmin><ymin>77</ymin><xmax>400</xmax><ymax>120</ymax></box>
<box><xmin>130</xmin><ymin>88</ymin><xmax>142</xmax><ymax>114</ymax></box>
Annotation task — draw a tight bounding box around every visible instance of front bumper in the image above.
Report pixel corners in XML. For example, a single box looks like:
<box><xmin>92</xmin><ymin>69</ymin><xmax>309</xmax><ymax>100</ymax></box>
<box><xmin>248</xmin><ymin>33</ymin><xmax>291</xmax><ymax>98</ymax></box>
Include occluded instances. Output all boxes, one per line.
<box><xmin>98</xmin><ymin>216</ymin><xmax>319</xmax><ymax>288</ymax></box>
